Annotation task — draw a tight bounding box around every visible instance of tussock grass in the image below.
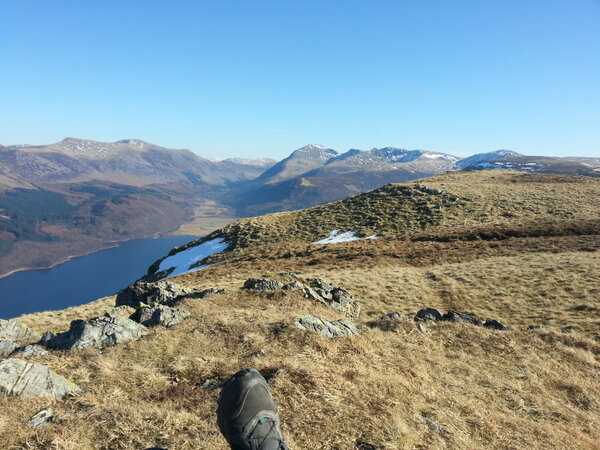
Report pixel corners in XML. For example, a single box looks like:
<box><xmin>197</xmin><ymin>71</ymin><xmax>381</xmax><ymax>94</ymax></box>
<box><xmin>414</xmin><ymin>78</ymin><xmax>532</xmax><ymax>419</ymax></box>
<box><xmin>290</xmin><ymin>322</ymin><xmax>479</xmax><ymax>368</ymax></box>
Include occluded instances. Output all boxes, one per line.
<box><xmin>4</xmin><ymin>171</ymin><xmax>600</xmax><ymax>448</ymax></box>
<box><xmin>3</xmin><ymin>288</ymin><xmax>599</xmax><ymax>449</ymax></box>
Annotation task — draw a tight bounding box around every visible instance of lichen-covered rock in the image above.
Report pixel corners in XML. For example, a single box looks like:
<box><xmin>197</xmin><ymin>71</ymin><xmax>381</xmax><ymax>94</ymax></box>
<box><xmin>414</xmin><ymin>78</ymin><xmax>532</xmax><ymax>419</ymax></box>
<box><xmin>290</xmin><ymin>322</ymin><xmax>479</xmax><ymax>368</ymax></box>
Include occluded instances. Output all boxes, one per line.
<box><xmin>415</xmin><ymin>308</ymin><xmax>443</xmax><ymax>322</ymax></box>
<box><xmin>243</xmin><ymin>278</ymin><xmax>285</xmax><ymax>291</ymax></box>
<box><xmin>0</xmin><ymin>359</ymin><xmax>82</xmax><ymax>399</ymax></box>
<box><xmin>12</xmin><ymin>344</ymin><xmax>49</xmax><ymax>358</ymax></box>
<box><xmin>294</xmin><ymin>316</ymin><xmax>359</xmax><ymax>339</ymax></box>
<box><xmin>130</xmin><ymin>305</ymin><xmax>190</xmax><ymax>328</ymax></box>
<box><xmin>0</xmin><ymin>339</ymin><xmax>17</xmax><ymax>358</ymax></box>
<box><xmin>115</xmin><ymin>281</ymin><xmax>189</xmax><ymax>308</ymax></box>
<box><xmin>0</xmin><ymin>319</ymin><xmax>40</xmax><ymax>344</ymax></box>
<box><xmin>39</xmin><ymin>317</ymin><xmax>147</xmax><ymax>350</ymax></box>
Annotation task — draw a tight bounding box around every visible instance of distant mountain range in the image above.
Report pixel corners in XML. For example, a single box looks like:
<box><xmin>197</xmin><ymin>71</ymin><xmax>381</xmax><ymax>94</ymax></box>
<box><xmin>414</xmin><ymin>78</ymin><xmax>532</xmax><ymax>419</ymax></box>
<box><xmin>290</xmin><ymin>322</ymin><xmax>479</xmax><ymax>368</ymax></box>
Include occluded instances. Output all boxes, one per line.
<box><xmin>0</xmin><ymin>137</ymin><xmax>597</xmax><ymax>275</ymax></box>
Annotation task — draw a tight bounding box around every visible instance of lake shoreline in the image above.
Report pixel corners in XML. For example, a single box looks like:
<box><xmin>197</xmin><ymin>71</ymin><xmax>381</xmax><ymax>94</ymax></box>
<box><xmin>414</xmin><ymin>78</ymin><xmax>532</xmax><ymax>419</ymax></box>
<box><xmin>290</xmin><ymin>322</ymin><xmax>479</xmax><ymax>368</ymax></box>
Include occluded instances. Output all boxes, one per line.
<box><xmin>0</xmin><ymin>235</ymin><xmax>198</xmax><ymax>319</ymax></box>
<box><xmin>0</xmin><ymin>234</ymin><xmax>198</xmax><ymax>280</ymax></box>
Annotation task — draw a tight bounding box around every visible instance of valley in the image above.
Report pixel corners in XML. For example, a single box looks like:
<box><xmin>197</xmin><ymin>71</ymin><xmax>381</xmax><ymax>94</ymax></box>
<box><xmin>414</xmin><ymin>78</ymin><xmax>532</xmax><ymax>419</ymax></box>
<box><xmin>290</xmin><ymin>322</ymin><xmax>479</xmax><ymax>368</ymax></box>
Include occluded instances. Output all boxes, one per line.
<box><xmin>2</xmin><ymin>170</ymin><xmax>598</xmax><ymax>449</ymax></box>
<box><xmin>1</xmin><ymin>138</ymin><xmax>597</xmax><ymax>278</ymax></box>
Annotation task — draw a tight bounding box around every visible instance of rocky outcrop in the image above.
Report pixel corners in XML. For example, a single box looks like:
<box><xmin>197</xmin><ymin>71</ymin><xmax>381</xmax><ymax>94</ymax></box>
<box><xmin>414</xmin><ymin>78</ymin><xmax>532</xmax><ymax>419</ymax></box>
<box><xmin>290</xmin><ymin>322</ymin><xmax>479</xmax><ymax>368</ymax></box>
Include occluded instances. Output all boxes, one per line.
<box><xmin>0</xmin><ymin>319</ymin><xmax>40</xmax><ymax>344</ymax></box>
<box><xmin>0</xmin><ymin>339</ymin><xmax>17</xmax><ymax>358</ymax></box>
<box><xmin>294</xmin><ymin>316</ymin><xmax>359</xmax><ymax>339</ymax></box>
<box><xmin>39</xmin><ymin>317</ymin><xmax>147</xmax><ymax>350</ymax></box>
<box><xmin>130</xmin><ymin>304</ymin><xmax>190</xmax><ymax>328</ymax></box>
<box><xmin>441</xmin><ymin>310</ymin><xmax>482</xmax><ymax>326</ymax></box>
<box><xmin>414</xmin><ymin>308</ymin><xmax>443</xmax><ymax>322</ymax></box>
<box><xmin>414</xmin><ymin>308</ymin><xmax>508</xmax><ymax>331</ymax></box>
<box><xmin>12</xmin><ymin>345</ymin><xmax>49</xmax><ymax>358</ymax></box>
<box><xmin>0</xmin><ymin>358</ymin><xmax>82</xmax><ymax>399</ymax></box>
<box><xmin>243</xmin><ymin>279</ymin><xmax>285</xmax><ymax>291</ymax></box>
<box><xmin>115</xmin><ymin>281</ymin><xmax>189</xmax><ymax>308</ymax></box>
<box><xmin>243</xmin><ymin>275</ymin><xmax>362</xmax><ymax>318</ymax></box>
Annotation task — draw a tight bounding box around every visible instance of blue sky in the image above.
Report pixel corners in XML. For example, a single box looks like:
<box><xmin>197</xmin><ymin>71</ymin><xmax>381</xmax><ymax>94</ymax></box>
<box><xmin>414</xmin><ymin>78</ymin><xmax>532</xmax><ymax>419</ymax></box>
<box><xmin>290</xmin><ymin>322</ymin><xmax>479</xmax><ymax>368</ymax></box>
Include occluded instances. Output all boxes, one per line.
<box><xmin>1</xmin><ymin>1</ymin><xmax>598</xmax><ymax>159</ymax></box>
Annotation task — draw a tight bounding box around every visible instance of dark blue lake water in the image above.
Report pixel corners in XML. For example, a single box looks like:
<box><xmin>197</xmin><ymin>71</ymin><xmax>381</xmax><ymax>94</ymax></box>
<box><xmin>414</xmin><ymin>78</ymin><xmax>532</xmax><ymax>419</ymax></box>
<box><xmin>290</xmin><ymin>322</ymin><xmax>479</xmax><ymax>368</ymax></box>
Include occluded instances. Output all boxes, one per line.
<box><xmin>0</xmin><ymin>236</ymin><xmax>195</xmax><ymax>319</ymax></box>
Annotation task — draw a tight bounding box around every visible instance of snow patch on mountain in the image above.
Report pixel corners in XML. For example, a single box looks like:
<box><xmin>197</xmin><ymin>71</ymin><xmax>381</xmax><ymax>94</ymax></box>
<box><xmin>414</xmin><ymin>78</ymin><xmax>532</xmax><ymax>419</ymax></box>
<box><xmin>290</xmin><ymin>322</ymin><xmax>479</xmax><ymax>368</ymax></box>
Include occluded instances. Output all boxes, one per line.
<box><xmin>312</xmin><ymin>229</ymin><xmax>379</xmax><ymax>245</ymax></box>
<box><xmin>157</xmin><ymin>238</ymin><xmax>228</xmax><ymax>279</ymax></box>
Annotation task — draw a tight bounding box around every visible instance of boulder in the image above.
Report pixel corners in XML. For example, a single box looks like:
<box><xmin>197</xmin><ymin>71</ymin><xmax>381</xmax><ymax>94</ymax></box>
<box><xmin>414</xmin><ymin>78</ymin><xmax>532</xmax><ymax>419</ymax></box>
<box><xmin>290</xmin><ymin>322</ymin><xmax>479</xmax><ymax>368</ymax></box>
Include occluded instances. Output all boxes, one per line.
<box><xmin>130</xmin><ymin>305</ymin><xmax>190</xmax><ymax>328</ymax></box>
<box><xmin>414</xmin><ymin>308</ymin><xmax>443</xmax><ymax>322</ymax></box>
<box><xmin>39</xmin><ymin>317</ymin><xmax>147</xmax><ymax>350</ymax></box>
<box><xmin>0</xmin><ymin>339</ymin><xmax>17</xmax><ymax>358</ymax></box>
<box><xmin>483</xmin><ymin>319</ymin><xmax>508</xmax><ymax>331</ymax></box>
<box><xmin>441</xmin><ymin>310</ymin><xmax>482</xmax><ymax>326</ymax></box>
<box><xmin>243</xmin><ymin>278</ymin><xmax>285</xmax><ymax>291</ymax></box>
<box><xmin>12</xmin><ymin>344</ymin><xmax>49</xmax><ymax>358</ymax></box>
<box><xmin>0</xmin><ymin>359</ymin><xmax>82</xmax><ymax>399</ymax></box>
<box><xmin>294</xmin><ymin>316</ymin><xmax>359</xmax><ymax>339</ymax></box>
<box><xmin>0</xmin><ymin>319</ymin><xmax>40</xmax><ymax>344</ymax></box>
<box><xmin>329</xmin><ymin>288</ymin><xmax>362</xmax><ymax>318</ymax></box>
<box><xmin>115</xmin><ymin>281</ymin><xmax>189</xmax><ymax>308</ymax></box>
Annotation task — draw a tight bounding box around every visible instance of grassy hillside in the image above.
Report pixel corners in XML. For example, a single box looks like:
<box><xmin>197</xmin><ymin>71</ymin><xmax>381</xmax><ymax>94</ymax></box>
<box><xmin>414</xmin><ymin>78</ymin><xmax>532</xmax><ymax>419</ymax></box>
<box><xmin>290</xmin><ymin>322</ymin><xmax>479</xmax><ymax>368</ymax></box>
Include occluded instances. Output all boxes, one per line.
<box><xmin>3</xmin><ymin>170</ymin><xmax>599</xmax><ymax>449</ymax></box>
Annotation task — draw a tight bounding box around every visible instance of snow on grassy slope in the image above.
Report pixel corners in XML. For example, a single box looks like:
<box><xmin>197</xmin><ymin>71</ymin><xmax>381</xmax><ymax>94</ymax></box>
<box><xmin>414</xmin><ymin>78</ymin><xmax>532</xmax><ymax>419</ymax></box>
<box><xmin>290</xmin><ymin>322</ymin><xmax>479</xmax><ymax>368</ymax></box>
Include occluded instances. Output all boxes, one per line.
<box><xmin>157</xmin><ymin>238</ymin><xmax>228</xmax><ymax>279</ymax></box>
<box><xmin>312</xmin><ymin>229</ymin><xmax>379</xmax><ymax>245</ymax></box>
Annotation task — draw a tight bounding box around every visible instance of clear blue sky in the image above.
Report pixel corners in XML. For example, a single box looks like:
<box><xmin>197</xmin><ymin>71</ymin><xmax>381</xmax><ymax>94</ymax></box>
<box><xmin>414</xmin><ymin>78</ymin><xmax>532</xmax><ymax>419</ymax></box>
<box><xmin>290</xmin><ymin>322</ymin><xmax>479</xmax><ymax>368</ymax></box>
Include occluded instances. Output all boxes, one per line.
<box><xmin>1</xmin><ymin>1</ymin><xmax>598</xmax><ymax>159</ymax></box>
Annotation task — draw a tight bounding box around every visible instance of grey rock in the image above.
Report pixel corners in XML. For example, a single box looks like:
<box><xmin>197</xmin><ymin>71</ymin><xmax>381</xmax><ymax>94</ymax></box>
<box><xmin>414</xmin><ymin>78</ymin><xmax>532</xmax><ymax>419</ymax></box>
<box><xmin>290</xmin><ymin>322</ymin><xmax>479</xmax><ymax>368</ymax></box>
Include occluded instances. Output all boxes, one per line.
<box><xmin>40</xmin><ymin>316</ymin><xmax>147</xmax><ymax>350</ymax></box>
<box><xmin>0</xmin><ymin>339</ymin><xmax>17</xmax><ymax>358</ymax></box>
<box><xmin>294</xmin><ymin>316</ymin><xmax>359</xmax><ymax>339</ymax></box>
<box><xmin>282</xmin><ymin>281</ymin><xmax>305</xmax><ymax>291</ymax></box>
<box><xmin>330</xmin><ymin>288</ymin><xmax>362</xmax><ymax>318</ymax></box>
<box><xmin>301</xmin><ymin>286</ymin><xmax>322</xmax><ymax>302</ymax></box>
<box><xmin>483</xmin><ymin>319</ymin><xmax>508</xmax><ymax>331</ymax></box>
<box><xmin>0</xmin><ymin>319</ymin><xmax>40</xmax><ymax>344</ymax></box>
<box><xmin>415</xmin><ymin>308</ymin><xmax>442</xmax><ymax>322</ymax></box>
<box><xmin>441</xmin><ymin>310</ymin><xmax>482</xmax><ymax>326</ymax></box>
<box><xmin>316</xmin><ymin>288</ymin><xmax>333</xmax><ymax>300</ymax></box>
<box><xmin>243</xmin><ymin>278</ymin><xmax>284</xmax><ymax>291</ymax></box>
<box><xmin>28</xmin><ymin>408</ymin><xmax>53</xmax><ymax>429</ymax></box>
<box><xmin>416</xmin><ymin>323</ymin><xmax>428</xmax><ymax>333</ymax></box>
<box><xmin>115</xmin><ymin>281</ymin><xmax>189</xmax><ymax>308</ymax></box>
<box><xmin>306</xmin><ymin>278</ymin><xmax>335</xmax><ymax>292</ymax></box>
<box><xmin>0</xmin><ymin>359</ymin><xmax>82</xmax><ymax>399</ymax></box>
<box><xmin>130</xmin><ymin>304</ymin><xmax>190</xmax><ymax>328</ymax></box>
<box><xmin>12</xmin><ymin>344</ymin><xmax>49</xmax><ymax>358</ymax></box>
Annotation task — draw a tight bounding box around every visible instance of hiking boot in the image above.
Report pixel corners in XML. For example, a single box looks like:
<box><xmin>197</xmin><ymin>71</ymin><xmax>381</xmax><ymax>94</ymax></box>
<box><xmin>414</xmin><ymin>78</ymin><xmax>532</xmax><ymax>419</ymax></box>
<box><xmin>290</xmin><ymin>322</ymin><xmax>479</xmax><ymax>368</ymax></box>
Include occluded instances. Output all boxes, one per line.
<box><xmin>217</xmin><ymin>368</ymin><xmax>288</xmax><ymax>450</ymax></box>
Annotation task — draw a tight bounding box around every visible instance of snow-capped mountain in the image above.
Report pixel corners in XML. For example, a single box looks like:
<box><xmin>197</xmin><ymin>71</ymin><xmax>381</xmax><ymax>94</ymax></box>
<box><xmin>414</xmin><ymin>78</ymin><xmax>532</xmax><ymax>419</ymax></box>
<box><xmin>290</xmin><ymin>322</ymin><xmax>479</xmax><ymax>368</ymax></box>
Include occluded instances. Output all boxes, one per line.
<box><xmin>455</xmin><ymin>150</ymin><xmax>522</xmax><ymax>170</ymax></box>
<box><xmin>254</xmin><ymin>144</ymin><xmax>339</xmax><ymax>184</ymax></box>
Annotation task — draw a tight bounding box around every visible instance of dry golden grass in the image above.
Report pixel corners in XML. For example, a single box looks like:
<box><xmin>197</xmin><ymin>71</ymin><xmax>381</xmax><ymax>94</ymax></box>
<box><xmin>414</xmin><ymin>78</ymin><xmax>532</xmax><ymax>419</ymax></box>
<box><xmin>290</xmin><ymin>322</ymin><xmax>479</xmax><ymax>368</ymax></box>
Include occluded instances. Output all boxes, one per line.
<box><xmin>3</xmin><ymin>284</ymin><xmax>599</xmax><ymax>449</ymax></box>
<box><xmin>3</xmin><ymin>171</ymin><xmax>599</xmax><ymax>449</ymax></box>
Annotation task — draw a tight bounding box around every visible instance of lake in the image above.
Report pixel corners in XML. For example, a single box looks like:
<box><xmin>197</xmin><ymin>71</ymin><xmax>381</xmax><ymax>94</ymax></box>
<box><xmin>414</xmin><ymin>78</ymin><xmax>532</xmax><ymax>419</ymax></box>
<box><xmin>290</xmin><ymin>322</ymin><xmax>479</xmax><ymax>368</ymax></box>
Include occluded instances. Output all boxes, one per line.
<box><xmin>0</xmin><ymin>235</ymin><xmax>196</xmax><ymax>319</ymax></box>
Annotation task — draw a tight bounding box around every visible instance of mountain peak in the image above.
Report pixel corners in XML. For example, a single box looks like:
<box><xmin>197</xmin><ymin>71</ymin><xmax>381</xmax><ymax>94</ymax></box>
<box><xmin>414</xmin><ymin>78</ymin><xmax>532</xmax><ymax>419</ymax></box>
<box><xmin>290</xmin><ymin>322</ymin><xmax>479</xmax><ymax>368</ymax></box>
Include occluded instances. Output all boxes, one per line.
<box><xmin>289</xmin><ymin>144</ymin><xmax>338</xmax><ymax>161</ymax></box>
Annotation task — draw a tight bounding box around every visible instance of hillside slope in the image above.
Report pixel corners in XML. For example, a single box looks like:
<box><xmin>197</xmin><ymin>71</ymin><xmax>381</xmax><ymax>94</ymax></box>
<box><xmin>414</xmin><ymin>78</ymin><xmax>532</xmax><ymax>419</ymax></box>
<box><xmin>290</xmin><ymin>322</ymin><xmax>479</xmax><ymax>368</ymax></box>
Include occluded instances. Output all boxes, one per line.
<box><xmin>3</xmin><ymin>171</ymin><xmax>598</xmax><ymax>449</ymax></box>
